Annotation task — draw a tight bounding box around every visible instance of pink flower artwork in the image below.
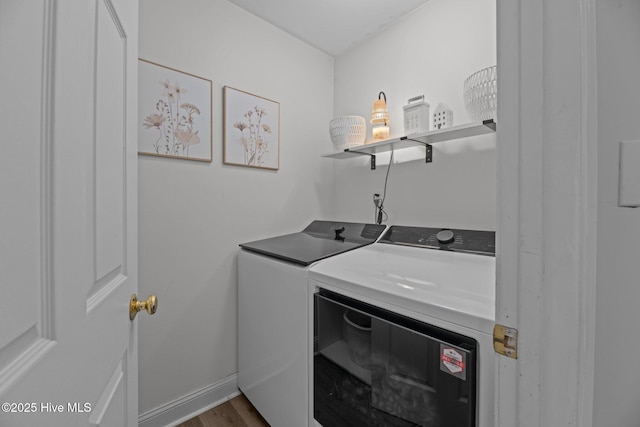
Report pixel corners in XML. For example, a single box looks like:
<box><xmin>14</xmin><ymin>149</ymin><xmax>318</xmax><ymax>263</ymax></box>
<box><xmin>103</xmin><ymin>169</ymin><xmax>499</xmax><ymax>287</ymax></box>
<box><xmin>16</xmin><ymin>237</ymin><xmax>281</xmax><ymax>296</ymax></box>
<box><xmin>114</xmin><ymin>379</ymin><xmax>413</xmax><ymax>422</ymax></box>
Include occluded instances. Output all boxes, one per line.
<box><xmin>138</xmin><ymin>60</ymin><xmax>212</xmax><ymax>162</ymax></box>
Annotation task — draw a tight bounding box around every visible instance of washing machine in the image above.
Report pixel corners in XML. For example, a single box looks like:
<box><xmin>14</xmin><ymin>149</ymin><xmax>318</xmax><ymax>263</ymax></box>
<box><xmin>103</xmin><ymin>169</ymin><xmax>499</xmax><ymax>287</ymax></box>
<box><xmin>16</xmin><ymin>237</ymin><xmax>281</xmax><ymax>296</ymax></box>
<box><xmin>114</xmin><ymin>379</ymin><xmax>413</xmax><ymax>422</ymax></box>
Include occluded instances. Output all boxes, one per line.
<box><xmin>308</xmin><ymin>225</ymin><xmax>496</xmax><ymax>427</ymax></box>
<box><xmin>238</xmin><ymin>220</ymin><xmax>386</xmax><ymax>427</ymax></box>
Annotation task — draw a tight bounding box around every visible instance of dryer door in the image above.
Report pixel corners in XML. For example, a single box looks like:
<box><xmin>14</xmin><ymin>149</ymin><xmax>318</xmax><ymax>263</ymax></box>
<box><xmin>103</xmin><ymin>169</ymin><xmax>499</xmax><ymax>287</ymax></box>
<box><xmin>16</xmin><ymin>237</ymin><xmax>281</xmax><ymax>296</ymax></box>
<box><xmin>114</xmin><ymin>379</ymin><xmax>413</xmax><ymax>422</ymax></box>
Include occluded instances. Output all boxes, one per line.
<box><xmin>314</xmin><ymin>289</ymin><xmax>477</xmax><ymax>427</ymax></box>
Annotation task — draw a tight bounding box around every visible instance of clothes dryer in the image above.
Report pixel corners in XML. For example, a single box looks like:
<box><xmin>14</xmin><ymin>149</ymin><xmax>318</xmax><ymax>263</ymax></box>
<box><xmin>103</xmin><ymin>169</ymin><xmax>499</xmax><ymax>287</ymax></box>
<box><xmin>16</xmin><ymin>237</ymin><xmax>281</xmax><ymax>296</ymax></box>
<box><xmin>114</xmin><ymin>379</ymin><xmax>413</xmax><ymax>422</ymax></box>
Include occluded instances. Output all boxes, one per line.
<box><xmin>308</xmin><ymin>225</ymin><xmax>496</xmax><ymax>427</ymax></box>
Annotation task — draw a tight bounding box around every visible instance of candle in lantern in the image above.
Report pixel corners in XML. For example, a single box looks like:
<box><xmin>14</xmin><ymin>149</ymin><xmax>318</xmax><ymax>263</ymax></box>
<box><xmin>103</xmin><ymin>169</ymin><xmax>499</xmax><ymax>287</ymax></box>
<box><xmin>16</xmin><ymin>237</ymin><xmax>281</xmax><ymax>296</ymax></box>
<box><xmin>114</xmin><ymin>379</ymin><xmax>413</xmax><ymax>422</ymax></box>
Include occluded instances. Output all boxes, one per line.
<box><xmin>370</xmin><ymin>91</ymin><xmax>390</xmax><ymax>142</ymax></box>
<box><xmin>372</xmin><ymin>125</ymin><xmax>390</xmax><ymax>141</ymax></box>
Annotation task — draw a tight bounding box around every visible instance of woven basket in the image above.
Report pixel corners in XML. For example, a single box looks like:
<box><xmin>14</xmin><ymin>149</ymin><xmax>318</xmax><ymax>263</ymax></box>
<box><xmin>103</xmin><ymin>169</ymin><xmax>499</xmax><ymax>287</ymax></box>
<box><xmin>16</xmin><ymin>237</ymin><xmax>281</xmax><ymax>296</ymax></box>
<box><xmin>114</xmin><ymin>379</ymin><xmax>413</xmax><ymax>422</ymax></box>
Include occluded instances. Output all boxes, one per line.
<box><xmin>329</xmin><ymin>116</ymin><xmax>366</xmax><ymax>150</ymax></box>
<box><xmin>463</xmin><ymin>66</ymin><xmax>497</xmax><ymax>121</ymax></box>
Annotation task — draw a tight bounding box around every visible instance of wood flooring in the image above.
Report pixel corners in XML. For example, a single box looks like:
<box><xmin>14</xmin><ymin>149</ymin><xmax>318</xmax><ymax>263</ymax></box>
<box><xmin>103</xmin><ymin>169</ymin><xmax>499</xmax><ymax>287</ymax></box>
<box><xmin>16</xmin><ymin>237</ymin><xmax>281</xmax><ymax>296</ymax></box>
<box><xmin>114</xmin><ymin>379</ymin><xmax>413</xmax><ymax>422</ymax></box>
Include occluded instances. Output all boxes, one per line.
<box><xmin>176</xmin><ymin>394</ymin><xmax>270</xmax><ymax>427</ymax></box>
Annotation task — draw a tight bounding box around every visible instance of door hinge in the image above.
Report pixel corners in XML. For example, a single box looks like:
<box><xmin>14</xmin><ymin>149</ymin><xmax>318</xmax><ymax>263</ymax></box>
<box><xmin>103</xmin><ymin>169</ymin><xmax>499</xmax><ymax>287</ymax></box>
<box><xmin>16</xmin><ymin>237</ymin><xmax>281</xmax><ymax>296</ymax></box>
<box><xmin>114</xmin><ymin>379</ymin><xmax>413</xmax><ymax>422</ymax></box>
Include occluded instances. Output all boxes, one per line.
<box><xmin>493</xmin><ymin>324</ymin><xmax>518</xmax><ymax>359</ymax></box>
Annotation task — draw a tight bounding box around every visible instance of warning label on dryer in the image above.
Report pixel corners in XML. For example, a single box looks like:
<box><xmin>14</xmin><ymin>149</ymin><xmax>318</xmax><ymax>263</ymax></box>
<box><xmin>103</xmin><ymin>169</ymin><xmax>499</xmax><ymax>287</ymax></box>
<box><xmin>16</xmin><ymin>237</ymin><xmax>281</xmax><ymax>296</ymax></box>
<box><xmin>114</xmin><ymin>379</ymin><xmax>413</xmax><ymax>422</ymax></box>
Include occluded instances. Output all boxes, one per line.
<box><xmin>439</xmin><ymin>344</ymin><xmax>467</xmax><ymax>380</ymax></box>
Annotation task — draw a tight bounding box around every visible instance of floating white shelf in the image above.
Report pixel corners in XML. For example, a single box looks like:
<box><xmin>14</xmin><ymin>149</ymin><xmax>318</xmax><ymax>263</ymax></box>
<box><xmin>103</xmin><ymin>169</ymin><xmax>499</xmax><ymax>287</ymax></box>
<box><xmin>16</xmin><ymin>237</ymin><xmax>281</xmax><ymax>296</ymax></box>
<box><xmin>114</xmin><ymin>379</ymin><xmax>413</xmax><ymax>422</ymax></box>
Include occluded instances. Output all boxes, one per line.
<box><xmin>322</xmin><ymin>119</ymin><xmax>496</xmax><ymax>168</ymax></box>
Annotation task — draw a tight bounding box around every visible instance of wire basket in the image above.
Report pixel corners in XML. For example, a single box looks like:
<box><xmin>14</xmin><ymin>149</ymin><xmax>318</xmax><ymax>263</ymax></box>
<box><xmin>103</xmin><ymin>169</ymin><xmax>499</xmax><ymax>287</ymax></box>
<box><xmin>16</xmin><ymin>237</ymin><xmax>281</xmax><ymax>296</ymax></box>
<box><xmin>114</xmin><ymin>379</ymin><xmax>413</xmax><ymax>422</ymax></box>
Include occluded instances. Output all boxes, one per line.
<box><xmin>463</xmin><ymin>66</ymin><xmax>497</xmax><ymax>121</ymax></box>
<box><xmin>329</xmin><ymin>116</ymin><xmax>366</xmax><ymax>150</ymax></box>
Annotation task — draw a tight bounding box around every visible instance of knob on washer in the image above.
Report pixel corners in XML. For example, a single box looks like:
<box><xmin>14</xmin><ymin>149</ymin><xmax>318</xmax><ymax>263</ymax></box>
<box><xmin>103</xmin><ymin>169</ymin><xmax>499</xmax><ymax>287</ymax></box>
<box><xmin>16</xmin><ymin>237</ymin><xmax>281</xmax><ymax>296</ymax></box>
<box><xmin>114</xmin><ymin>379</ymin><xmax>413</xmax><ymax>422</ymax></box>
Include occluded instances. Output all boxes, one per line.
<box><xmin>436</xmin><ymin>229</ymin><xmax>455</xmax><ymax>245</ymax></box>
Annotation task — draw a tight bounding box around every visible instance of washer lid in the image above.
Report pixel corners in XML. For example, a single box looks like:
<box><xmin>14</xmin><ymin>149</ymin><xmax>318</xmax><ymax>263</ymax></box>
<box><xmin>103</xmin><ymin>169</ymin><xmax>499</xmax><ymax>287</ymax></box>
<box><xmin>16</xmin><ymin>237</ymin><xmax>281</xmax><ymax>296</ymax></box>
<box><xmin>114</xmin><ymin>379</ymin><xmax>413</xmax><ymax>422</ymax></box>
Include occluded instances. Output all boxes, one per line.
<box><xmin>308</xmin><ymin>242</ymin><xmax>496</xmax><ymax>334</ymax></box>
<box><xmin>239</xmin><ymin>221</ymin><xmax>386</xmax><ymax>266</ymax></box>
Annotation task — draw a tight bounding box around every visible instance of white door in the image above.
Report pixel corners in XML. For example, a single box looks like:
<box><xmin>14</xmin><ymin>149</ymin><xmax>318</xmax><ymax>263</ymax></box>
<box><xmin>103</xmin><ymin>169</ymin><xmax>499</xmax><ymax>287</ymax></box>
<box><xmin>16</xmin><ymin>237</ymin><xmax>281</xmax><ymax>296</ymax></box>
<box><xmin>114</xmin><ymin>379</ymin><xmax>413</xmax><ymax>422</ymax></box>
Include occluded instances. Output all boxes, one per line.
<box><xmin>0</xmin><ymin>0</ymin><xmax>142</xmax><ymax>426</ymax></box>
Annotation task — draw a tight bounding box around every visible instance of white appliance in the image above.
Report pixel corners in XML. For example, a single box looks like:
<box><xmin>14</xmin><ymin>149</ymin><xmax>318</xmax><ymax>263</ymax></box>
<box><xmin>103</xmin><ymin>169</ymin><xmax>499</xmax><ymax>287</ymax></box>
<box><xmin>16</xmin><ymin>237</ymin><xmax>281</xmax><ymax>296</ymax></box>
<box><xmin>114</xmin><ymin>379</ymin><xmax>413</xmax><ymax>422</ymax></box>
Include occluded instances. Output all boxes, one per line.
<box><xmin>238</xmin><ymin>221</ymin><xmax>386</xmax><ymax>427</ymax></box>
<box><xmin>308</xmin><ymin>225</ymin><xmax>496</xmax><ymax>427</ymax></box>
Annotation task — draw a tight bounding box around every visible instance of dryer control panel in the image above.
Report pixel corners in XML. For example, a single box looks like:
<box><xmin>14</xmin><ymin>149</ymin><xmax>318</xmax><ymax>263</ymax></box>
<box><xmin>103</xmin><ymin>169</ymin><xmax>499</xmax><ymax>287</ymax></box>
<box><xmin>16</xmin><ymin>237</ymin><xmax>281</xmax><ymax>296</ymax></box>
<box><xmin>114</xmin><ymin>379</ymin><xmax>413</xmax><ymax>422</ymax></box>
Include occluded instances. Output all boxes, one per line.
<box><xmin>379</xmin><ymin>226</ymin><xmax>495</xmax><ymax>255</ymax></box>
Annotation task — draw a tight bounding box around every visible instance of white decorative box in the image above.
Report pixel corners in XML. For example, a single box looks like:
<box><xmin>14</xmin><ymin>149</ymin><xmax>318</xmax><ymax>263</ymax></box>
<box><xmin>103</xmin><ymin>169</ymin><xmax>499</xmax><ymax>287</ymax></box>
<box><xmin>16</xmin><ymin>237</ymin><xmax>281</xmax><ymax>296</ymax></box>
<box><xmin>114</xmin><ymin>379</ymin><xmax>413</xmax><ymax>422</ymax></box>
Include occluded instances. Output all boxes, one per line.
<box><xmin>403</xmin><ymin>95</ymin><xmax>430</xmax><ymax>135</ymax></box>
<box><xmin>433</xmin><ymin>102</ymin><xmax>454</xmax><ymax>130</ymax></box>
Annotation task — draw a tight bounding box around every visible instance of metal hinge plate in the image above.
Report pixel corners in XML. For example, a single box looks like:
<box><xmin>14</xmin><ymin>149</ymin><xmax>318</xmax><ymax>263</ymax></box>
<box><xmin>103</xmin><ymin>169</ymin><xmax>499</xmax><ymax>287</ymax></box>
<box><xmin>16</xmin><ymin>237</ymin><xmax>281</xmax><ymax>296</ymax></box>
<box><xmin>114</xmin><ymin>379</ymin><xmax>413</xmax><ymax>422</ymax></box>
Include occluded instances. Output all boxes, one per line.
<box><xmin>493</xmin><ymin>324</ymin><xmax>518</xmax><ymax>359</ymax></box>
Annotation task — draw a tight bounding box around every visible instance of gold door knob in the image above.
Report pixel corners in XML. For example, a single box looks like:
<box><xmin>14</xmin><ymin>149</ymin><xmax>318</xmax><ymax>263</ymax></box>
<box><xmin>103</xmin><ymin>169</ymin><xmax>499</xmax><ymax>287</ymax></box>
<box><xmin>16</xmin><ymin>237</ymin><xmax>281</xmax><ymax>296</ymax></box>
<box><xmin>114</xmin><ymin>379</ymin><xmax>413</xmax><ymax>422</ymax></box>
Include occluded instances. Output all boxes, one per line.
<box><xmin>130</xmin><ymin>294</ymin><xmax>157</xmax><ymax>320</ymax></box>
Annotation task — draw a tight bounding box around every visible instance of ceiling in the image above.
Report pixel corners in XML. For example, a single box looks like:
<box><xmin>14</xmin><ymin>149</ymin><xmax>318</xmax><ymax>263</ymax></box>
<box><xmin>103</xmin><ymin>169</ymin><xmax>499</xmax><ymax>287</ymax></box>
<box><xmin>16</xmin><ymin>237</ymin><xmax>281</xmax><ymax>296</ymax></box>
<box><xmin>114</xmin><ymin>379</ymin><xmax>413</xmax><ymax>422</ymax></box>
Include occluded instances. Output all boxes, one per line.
<box><xmin>226</xmin><ymin>0</ymin><xmax>431</xmax><ymax>57</ymax></box>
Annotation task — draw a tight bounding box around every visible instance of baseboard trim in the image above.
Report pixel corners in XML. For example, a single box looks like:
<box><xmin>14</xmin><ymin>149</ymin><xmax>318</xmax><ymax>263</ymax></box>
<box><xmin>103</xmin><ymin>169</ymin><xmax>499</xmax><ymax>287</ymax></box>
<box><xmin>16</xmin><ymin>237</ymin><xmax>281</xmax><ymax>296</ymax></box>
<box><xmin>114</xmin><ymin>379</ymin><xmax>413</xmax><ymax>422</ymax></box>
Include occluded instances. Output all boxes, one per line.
<box><xmin>138</xmin><ymin>373</ymin><xmax>240</xmax><ymax>427</ymax></box>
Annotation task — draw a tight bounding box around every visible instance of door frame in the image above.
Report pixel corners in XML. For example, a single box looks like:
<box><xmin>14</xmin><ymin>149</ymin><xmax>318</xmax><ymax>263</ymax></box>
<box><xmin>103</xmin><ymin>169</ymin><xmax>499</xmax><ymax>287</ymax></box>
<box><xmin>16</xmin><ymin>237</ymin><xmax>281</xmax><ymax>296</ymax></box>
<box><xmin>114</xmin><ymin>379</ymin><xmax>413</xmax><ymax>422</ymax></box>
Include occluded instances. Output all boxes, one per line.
<box><xmin>495</xmin><ymin>0</ymin><xmax>597</xmax><ymax>425</ymax></box>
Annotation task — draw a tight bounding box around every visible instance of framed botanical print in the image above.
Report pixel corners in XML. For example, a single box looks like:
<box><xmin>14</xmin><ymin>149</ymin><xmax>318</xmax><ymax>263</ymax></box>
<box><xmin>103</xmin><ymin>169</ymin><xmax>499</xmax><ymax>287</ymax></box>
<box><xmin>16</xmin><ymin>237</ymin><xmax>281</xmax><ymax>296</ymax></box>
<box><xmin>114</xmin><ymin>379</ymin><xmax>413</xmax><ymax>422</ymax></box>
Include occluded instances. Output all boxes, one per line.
<box><xmin>223</xmin><ymin>86</ymin><xmax>280</xmax><ymax>170</ymax></box>
<box><xmin>138</xmin><ymin>59</ymin><xmax>212</xmax><ymax>162</ymax></box>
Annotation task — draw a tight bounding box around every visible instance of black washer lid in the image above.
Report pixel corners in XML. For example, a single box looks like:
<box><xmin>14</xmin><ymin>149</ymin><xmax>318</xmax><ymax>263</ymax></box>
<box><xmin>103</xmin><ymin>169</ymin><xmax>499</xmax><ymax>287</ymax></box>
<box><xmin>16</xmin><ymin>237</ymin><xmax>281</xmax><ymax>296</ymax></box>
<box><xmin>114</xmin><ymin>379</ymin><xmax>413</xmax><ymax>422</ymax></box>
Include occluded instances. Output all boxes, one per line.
<box><xmin>240</xmin><ymin>221</ymin><xmax>386</xmax><ymax>266</ymax></box>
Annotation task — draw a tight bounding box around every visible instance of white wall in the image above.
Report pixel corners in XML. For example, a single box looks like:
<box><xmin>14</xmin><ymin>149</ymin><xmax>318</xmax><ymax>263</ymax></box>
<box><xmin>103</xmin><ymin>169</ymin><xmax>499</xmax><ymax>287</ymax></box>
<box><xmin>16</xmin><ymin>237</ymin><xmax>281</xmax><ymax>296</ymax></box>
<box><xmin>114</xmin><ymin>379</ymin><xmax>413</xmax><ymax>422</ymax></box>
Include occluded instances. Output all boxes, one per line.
<box><xmin>138</xmin><ymin>1</ymin><xmax>640</xmax><ymax>425</ymax></box>
<box><xmin>138</xmin><ymin>0</ymin><xmax>334</xmax><ymax>415</ymax></box>
<box><xmin>332</xmin><ymin>0</ymin><xmax>496</xmax><ymax>229</ymax></box>
<box><xmin>594</xmin><ymin>1</ymin><xmax>640</xmax><ymax>425</ymax></box>
<box><xmin>138</xmin><ymin>0</ymin><xmax>496</xmax><ymax>419</ymax></box>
